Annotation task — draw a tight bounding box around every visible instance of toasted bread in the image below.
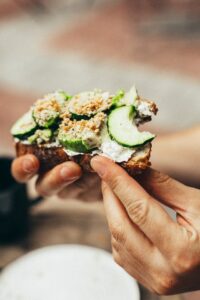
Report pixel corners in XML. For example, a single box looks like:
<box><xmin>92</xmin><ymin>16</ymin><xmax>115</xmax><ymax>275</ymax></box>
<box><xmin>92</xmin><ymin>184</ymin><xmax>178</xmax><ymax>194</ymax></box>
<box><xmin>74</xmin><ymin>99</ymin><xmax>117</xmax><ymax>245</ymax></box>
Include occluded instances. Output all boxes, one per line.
<box><xmin>12</xmin><ymin>86</ymin><xmax>157</xmax><ymax>175</ymax></box>
<box><xmin>15</xmin><ymin>141</ymin><xmax>151</xmax><ymax>175</ymax></box>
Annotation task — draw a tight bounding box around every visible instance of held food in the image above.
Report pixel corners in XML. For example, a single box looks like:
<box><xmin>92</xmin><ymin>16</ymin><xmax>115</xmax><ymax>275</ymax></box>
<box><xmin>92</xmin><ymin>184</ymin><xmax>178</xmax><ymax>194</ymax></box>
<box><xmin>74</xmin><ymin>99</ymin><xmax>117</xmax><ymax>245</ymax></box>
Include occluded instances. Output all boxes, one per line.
<box><xmin>11</xmin><ymin>87</ymin><xmax>158</xmax><ymax>174</ymax></box>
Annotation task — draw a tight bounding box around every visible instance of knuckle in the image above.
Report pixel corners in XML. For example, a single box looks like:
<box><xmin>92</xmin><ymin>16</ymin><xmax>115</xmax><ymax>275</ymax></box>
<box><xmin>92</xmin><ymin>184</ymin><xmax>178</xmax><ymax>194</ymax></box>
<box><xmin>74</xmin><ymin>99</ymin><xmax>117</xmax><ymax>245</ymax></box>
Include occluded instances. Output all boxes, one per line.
<box><xmin>153</xmin><ymin>171</ymin><xmax>171</xmax><ymax>186</ymax></box>
<box><xmin>112</xmin><ymin>239</ymin><xmax>121</xmax><ymax>252</ymax></box>
<box><xmin>172</xmin><ymin>252</ymin><xmax>195</xmax><ymax>274</ymax></box>
<box><xmin>110</xmin><ymin>222</ymin><xmax>126</xmax><ymax>245</ymax></box>
<box><xmin>127</xmin><ymin>197</ymin><xmax>149</xmax><ymax>226</ymax></box>
<box><xmin>109</xmin><ymin>175</ymin><xmax>123</xmax><ymax>191</ymax></box>
<box><xmin>154</xmin><ymin>275</ymin><xmax>176</xmax><ymax>295</ymax></box>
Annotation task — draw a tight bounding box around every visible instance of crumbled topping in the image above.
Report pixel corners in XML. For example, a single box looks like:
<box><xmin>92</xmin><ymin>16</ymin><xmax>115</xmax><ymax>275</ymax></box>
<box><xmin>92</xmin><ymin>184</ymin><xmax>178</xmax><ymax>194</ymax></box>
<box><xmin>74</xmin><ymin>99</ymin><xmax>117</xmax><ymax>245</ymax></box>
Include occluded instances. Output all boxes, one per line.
<box><xmin>33</xmin><ymin>98</ymin><xmax>61</xmax><ymax>127</ymax></box>
<box><xmin>68</xmin><ymin>91</ymin><xmax>112</xmax><ymax>116</ymax></box>
<box><xmin>135</xmin><ymin>98</ymin><xmax>158</xmax><ymax>125</ymax></box>
<box><xmin>34</xmin><ymin>98</ymin><xmax>61</xmax><ymax>113</ymax></box>
<box><xmin>60</xmin><ymin>112</ymin><xmax>106</xmax><ymax>139</ymax></box>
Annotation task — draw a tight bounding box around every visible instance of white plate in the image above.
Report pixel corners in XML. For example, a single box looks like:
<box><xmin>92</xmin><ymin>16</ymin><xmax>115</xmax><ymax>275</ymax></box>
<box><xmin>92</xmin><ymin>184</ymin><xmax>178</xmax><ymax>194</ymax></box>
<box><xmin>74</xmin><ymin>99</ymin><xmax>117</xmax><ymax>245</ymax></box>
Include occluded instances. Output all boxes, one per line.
<box><xmin>0</xmin><ymin>245</ymin><xmax>140</xmax><ymax>300</ymax></box>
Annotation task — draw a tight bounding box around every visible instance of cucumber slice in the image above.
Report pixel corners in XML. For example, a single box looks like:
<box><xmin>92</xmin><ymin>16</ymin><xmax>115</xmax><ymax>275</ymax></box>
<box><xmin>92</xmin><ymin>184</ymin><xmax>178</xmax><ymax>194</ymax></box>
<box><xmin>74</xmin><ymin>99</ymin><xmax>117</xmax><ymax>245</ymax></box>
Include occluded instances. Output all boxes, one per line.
<box><xmin>32</xmin><ymin>107</ymin><xmax>59</xmax><ymax>128</ymax></box>
<box><xmin>68</xmin><ymin>91</ymin><xmax>112</xmax><ymax>119</ymax></box>
<box><xmin>58</xmin><ymin>127</ymin><xmax>101</xmax><ymax>152</ymax></box>
<box><xmin>58</xmin><ymin>91</ymin><xmax>72</xmax><ymax>101</ymax></box>
<box><xmin>59</xmin><ymin>137</ymin><xmax>91</xmax><ymax>153</ymax></box>
<box><xmin>11</xmin><ymin>111</ymin><xmax>37</xmax><ymax>138</ymax></box>
<box><xmin>108</xmin><ymin>106</ymin><xmax>155</xmax><ymax>147</ymax></box>
<box><xmin>111</xmin><ymin>89</ymin><xmax>125</xmax><ymax>107</ymax></box>
<box><xmin>115</xmin><ymin>86</ymin><xmax>138</xmax><ymax>107</ymax></box>
<box><xmin>28</xmin><ymin>129</ymin><xmax>52</xmax><ymax>144</ymax></box>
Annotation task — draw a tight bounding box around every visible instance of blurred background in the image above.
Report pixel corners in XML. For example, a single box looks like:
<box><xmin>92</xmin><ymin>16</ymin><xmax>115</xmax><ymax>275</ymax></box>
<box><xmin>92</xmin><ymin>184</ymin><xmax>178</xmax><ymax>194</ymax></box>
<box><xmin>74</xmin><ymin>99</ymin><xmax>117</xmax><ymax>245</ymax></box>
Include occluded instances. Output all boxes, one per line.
<box><xmin>0</xmin><ymin>1</ymin><xmax>200</xmax><ymax>299</ymax></box>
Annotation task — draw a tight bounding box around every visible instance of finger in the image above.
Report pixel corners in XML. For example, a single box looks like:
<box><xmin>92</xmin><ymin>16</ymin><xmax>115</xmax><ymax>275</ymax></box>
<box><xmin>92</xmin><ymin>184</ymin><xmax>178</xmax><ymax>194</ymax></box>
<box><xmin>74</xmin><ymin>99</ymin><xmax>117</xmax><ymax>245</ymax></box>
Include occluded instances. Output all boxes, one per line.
<box><xmin>36</xmin><ymin>161</ymin><xmax>82</xmax><ymax>197</ymax></box>
<box><xmin>103</xmin><ymin>181</ymin><xmax>172</xmax><ymax>293</ymax></box>
<box><xmin>58</xmin><ymin>173</ymin><xmax>102</xmax><ymax>201</ymax></box>
<box><xmin>102</xmin><ymin>181</ymin><xmax>154</xmax><ymax>260</ymax></box>
<box><xmin>11</xmin><ymin>155</ymin><xmax>39</xmax><ymax>183</ymax></box>
<box><xmin>136</xmin><ymin>168</ymin><xmax>200</xmax><ymax>212</ymax></box>
<box><xmin>92</xmin><ymin>157</ymin><xmax>184</xmax><ymax>254</ymax></box>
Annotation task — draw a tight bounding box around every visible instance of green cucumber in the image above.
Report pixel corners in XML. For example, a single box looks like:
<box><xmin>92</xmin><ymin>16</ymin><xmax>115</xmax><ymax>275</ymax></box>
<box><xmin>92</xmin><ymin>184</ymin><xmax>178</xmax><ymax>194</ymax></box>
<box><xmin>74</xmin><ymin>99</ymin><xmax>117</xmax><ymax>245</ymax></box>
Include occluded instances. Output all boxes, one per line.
<box><xmin>58</xmin><ymin>91</ymin><xmax>72</xmax><ymax>101</ymax></box>
<box><xmin>58</xmin><ymin>129</ymin><xmax>96</xmax><ymax>153</ymax></box>
<box><xmin>32</xmin><ymin>109</ymin><xmax>59</xmax><ymax>128</ymax></box>
<box><xmin>58</xmin><ymin>126</ymin><xmax>100</xmax><ymax>153</ymax></box>
<box><xmin>11</xmin><ymin>111</ymin><xmax>37</xmax><ymax>138</ymax></box>
<box><xmin>108</xmin><ymin>106</ymin><xmax>155</xmax><ymax>147</ymax></box>
<box><xmin>68</xmin><ymin>91</ymin><xmax>112</xmax><ymax>119</ymax></box>
<box><xmin>59</xmin><ymin>136</ymin><xmax>91</xmax><ymax>153</ymax></box>
<box><xmin>28</xmin><ymin>129</ymin><xmax>52</xmax><ymax>144</ymax></box>
<box><xmin>114</xmin><ymin>86</ymin><xmax>138</xmax><ymax>107</ymax></box>
<box><xmin>111</xmin><ymin>89</ymin><xmax>125</xmax><ymax>107</ymax></box>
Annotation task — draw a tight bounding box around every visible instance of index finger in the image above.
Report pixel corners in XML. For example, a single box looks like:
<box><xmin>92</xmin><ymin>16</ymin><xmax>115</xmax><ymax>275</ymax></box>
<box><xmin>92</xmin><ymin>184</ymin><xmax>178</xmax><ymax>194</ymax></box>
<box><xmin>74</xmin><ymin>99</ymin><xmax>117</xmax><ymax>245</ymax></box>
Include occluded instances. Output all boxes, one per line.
<box><xmin>11</xmin><ymin>154</ymin><xmax>39</xmax><ymax>183</ymax></box>
<box><xmin>91</xmin><ymin>156</ymin><xmax>184</xmax><ymax>255</ymax></box>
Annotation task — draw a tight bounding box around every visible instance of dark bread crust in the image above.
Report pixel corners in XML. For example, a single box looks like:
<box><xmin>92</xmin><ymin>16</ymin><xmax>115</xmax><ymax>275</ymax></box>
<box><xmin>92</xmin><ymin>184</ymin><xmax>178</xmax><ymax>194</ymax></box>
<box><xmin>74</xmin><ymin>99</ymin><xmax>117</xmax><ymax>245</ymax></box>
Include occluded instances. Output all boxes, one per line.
<box><xmin>15</xmin><ymin>142</ymin><xmax>151</xmax><ymax>175</ymax></box>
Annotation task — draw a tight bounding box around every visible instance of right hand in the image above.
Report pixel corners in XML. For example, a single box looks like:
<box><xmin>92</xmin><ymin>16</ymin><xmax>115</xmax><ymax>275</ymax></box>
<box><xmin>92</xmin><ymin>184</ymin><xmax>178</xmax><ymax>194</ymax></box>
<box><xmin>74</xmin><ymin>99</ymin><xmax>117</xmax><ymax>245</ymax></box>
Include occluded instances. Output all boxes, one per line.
<box><xmin>11</xmin><ymin>155</ymin><xmax>102</xmax><ymax>201</ymax></box>
<box><xmin>91</xmin><ymin>156</ymin><xmax>200</xmax><ymax>295</ymax></box>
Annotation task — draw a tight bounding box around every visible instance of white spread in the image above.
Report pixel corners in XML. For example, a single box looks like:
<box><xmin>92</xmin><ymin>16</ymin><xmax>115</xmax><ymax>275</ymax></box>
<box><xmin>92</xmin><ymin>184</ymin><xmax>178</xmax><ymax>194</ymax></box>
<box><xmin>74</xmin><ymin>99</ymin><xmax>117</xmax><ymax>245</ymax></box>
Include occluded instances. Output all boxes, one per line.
<box><xmin>120</xmin><ymin>86</ymin><xmax>138</xmax><ymax>106</ymax></box>
<box><xmin>63</xmin><ymin>132</ymin><xmax>135</xmax><ymax>163</ymax></box>
<box><xmin>137</xmin><ymin>102</ymin><xmax>152</xmax><ymax>117</ymax></box>
<box><xmin>99</xmin><ymin>134</ymin><xmax>135</xmax><ymax>162</ymax></box>
<box><xmin>19</xmin><ymin>139</ymin><xmax>60</xmax><ymax>148</ymax></box>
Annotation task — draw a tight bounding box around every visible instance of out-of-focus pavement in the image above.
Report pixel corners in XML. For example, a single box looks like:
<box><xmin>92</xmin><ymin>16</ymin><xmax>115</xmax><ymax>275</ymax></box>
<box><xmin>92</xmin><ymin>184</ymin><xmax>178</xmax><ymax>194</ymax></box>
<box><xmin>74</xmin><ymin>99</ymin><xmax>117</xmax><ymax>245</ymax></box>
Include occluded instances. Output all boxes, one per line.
<box><xmin>0</xmin><ymin>1</ymin><xmax>199</xmax><ymax>299</ymax></box>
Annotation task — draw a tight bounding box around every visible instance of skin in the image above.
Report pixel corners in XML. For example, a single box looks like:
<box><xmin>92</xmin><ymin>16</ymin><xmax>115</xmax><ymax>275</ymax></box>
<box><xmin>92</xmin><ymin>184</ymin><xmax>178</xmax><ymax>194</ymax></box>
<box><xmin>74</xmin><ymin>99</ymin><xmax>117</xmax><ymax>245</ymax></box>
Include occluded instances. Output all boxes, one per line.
<box><xmin>11</xmin><ymin>126</ymin><xmax>200</xmax><ymax>295</ymax></box>
<box><xmin>91</xmin><ymin>156</ymin><xmax>200</xmax><ymax>295</ymax></box>
<box><xmin>11</xmin><ymin>154</ymin><xmax>102</xmax><ymax>201</ymax></box>
<box><xmin>151</xmin><ymin>126</ymin><xmax>200</xmax><ymax>187</ymax></box>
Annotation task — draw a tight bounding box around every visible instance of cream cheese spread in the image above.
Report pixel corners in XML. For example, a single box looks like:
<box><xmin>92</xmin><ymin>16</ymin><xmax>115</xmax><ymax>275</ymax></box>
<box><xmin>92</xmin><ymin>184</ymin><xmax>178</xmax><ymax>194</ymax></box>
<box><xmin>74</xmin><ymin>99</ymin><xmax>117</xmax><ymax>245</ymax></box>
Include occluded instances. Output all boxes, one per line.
<box><xmin>137</xmin><ymin>102</ymin><xmax>153</xmax><ymax>117</ymax></box>
<box><xmin>63</xmin><ymin>132</ymin><xmax>135</xmax><ymax>163</ymax></box>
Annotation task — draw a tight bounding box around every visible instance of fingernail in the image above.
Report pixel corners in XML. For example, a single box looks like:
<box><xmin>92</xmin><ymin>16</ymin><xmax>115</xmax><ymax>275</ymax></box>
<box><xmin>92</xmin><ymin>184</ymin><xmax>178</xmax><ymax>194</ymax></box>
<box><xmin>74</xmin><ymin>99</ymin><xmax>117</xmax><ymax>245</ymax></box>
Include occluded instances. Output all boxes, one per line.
<box><xmin>60</xmin><ymin>167</ymin><xmax>80</xmax><ymax>182</ymax></box>
<box><xmin>22</xmin><ymin>158</ymin><xmax>36</xmax><ymax>173</ymax></box>
<box><xmin>91</xmin><ymin>157</ymin><xmax>106</xmax><ymax>177</ymax></box>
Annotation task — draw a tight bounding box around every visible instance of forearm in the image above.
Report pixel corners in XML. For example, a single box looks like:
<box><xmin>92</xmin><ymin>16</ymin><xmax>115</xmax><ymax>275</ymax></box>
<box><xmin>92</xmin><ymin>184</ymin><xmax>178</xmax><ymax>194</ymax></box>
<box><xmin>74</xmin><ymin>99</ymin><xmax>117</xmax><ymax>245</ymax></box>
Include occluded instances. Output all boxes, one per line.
<box><xmin>151</xmin><ymin>126</ymin><xmax>200</xmax><ymax>187</ymax></box>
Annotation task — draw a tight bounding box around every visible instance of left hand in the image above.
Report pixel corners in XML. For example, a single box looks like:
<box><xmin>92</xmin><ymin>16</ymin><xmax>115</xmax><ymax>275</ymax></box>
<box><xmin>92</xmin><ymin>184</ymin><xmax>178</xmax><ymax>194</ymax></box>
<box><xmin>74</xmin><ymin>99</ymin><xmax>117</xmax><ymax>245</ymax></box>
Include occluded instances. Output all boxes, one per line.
<box><xmin>91</xmin><ymin>156</ymin><xmax>200</xmax><ymax>295</ymax></box>
<box><xmin>11</xmin><ymin>155</ymin><xmax>102</xmax><ymax>202</ymax></box>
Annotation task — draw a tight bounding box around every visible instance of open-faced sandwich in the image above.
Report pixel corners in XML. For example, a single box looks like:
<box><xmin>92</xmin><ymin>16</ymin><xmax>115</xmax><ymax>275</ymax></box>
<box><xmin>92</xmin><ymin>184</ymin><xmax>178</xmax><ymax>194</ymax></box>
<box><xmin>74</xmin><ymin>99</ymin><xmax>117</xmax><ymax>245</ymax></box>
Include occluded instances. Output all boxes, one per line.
<box><xmin>11</xmin><ymin>86</ymin><xmax>157</xmax><ymax>174</ymax></box>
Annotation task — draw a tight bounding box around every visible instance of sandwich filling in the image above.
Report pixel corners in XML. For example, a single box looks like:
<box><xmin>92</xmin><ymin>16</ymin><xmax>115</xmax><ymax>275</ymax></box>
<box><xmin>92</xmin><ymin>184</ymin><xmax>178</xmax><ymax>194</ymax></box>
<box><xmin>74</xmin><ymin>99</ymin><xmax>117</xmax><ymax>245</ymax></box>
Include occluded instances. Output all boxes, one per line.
<box><xmin>11</xmin><ymin>86</ymin><xmax>157</xmax><ymax>163</ymax></box>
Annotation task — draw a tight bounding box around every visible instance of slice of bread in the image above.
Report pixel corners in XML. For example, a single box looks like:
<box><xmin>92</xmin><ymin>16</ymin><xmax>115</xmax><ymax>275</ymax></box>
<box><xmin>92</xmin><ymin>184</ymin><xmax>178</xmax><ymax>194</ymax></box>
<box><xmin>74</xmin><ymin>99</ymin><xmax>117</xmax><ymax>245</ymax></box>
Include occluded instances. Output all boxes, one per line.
<box><xmin>12</xmin><ymin>87</ymin><xmax>157</xmax><ymax>175</ymax></box>
<box><xmin>15</xmin><ymin>141</ymin><xmax>151</xmax><ymax>175</ymax></box>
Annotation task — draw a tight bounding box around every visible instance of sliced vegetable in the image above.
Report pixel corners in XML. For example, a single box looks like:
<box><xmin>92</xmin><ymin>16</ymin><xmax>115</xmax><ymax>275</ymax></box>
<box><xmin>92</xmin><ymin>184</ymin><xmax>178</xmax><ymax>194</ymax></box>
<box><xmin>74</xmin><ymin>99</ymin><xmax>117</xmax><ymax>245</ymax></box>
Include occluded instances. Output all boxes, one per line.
<box><xmin>32</xmin><ymin>91</ymin><xmax>71</xmax><ymax>128</ymax></box>
<box><xmin>108</xmin><ymin>106</ymin><xmax>155</xmax><ymax>147</ymax></box>
<box><xmin>58</xmin><ymin>128</ymin><xmax>98</xmax><ymax>153</ymax></box>
<box><xmin>68</xmin><ymin>91</ymin><xmax>112</xmax><ymax>119</ymax></box>
<box><xmin>59</xmin><ymin>136</ymin><xmax>91</xmax><ymax>153</ymax></box>
<box><xmin>28</xmin><ymin>129</ymin><xmax>52</xmax><ymax>144</ymax></box>
<box><xmin>111</xmin><ymin>89</ymin><xmax>125</xmax><ymax>107</ymax></box>
<box><xmin>114</xmin><ymin>86</ymin><xmax>138</xmax><ymax>107</ymax></box>
<box><xmin>11</xmin><ymin>111</ymin><xmax>37</xmax><ymax>139</ymax></box>
<box><xmin>57</xmin><ymin>91</ymin><xmax>72</xmax><ymax>101</ymax></box>
<box><xmin>33</xmin><ymin>110</ymin><xmax>59</xmax><ymax>128</ymax></box>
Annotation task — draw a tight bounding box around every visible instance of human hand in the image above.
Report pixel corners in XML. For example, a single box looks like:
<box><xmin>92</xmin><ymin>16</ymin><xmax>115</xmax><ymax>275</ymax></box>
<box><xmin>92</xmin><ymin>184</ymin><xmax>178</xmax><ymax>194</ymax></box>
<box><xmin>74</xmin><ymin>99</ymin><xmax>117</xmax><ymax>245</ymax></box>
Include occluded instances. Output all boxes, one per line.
<box><xmin>12</xmin><ymin>155</ymin><xmax>101</xmax><ymax>201</ymax></box>
<box><xmin>91</xmin><ymin>156</ymin><xmax>200</xmax><ymax>295</ymax></box>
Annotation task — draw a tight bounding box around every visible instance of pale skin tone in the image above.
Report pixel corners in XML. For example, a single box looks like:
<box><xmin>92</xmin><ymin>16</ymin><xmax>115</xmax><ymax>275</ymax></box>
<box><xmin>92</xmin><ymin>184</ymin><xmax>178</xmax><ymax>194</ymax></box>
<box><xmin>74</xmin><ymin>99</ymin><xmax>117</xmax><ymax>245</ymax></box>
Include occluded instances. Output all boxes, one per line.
<box><xmin>11</xmin><ymin>126</ymin><xmax>200</xmax><ymax>295</ymax></box>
